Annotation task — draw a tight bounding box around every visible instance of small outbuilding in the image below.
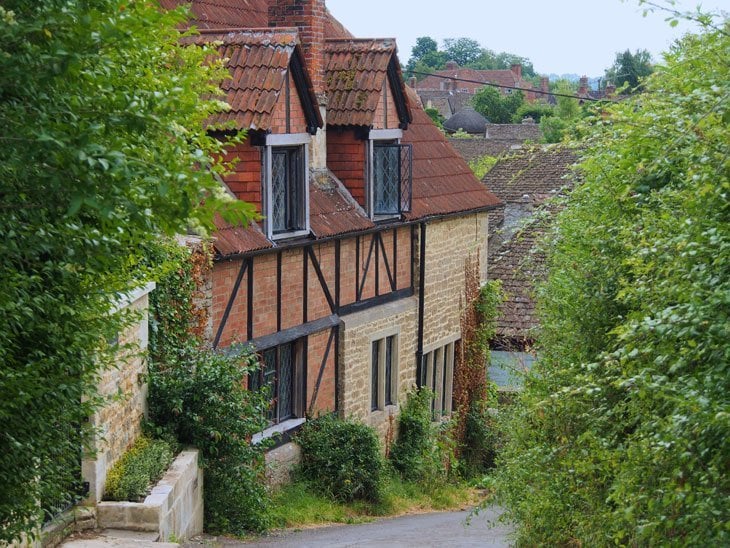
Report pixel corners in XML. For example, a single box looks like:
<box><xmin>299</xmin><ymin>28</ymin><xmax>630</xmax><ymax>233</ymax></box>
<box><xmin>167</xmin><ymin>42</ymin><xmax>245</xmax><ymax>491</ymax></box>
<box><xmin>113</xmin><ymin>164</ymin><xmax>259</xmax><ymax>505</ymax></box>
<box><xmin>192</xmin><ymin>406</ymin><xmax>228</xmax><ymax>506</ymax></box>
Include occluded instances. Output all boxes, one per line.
<box><xmin>443</xmin><ymin>106</ymin><xmax>488</xmax><ymax>135</ymax></box>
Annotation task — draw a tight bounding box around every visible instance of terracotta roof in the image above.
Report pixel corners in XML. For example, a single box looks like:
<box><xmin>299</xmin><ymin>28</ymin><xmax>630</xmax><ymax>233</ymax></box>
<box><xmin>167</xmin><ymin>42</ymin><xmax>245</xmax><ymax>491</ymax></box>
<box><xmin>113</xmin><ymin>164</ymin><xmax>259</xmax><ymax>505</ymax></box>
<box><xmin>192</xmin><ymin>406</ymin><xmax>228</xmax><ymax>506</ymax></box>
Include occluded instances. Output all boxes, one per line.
<box><xmin>484</xmin><ymin>123</ymin><xmax>541</xmax><ymax>142</ymax></box>
<box><xmin>482</xmin><ymin>146</ymin><xmax>577</xmax><ymax>204</ymax></box>
<box><xmin>324</xmin><ymin>39</ymin><xmax>407</xmax><ymax>127</ymax></box>
<box><xmin>180</xmin><ymin>29</ymin><xmax>321</xmax><ymax>131</ymax></box>
<box><xmin>309</xmin><ymin>171</ymin><xmax>374</xmax><ymax>237</ymax></box>
<box><xmin>483</xmin><ymin>146</ymin><xmax>579</xmax><ymax>340</ymax></box>
<box><xmin>402</xmin><ymin>89</ymin><xmax>501</xmax><ymax>220</ymax></box>
<box><xmin>213</xmin><ymin>215</ymin><xmax>274</xmax><ymax>256</ymax></box>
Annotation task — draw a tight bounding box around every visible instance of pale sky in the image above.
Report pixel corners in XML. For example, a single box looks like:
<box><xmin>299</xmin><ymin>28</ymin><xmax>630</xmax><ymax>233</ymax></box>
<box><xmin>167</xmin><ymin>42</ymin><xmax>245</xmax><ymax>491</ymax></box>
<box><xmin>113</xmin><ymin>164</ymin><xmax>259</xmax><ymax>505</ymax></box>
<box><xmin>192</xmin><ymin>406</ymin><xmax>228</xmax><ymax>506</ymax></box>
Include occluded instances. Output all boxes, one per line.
<box><xmin>326</xmin><ymin>0</ymin><xmax>728</xmax><ymax>77</ymax></box>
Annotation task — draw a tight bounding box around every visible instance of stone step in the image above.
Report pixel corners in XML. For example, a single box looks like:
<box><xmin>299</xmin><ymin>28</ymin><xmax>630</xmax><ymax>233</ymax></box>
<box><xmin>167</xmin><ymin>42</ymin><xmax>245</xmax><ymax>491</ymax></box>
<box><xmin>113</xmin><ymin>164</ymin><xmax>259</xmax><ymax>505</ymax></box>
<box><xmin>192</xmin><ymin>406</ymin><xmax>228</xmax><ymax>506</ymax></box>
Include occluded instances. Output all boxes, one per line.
<box><xmin>61</xmin><ymin>528</ymin><xmax>180</xmax><ymax>547</ymax></box>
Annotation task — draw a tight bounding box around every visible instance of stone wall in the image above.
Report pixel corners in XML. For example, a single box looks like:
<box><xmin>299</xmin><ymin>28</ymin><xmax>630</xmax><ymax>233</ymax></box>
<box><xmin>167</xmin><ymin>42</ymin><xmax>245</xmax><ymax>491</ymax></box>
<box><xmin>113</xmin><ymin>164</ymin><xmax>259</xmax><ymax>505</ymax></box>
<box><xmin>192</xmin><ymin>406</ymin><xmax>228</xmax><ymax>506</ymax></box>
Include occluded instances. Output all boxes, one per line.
<box><xmin>340</xmin><ymin>297</ymin><xmax>418</xmax><ymax>438</ymax></box>
<box><xmin>421</xmin><ymin>213</ymin><xmax>489</xmax><ymax>352</ymax></box>
<box><xmin>82</xmin><ymin>283</ymin><xmax>155</xmax><ymax>504</ymax></box>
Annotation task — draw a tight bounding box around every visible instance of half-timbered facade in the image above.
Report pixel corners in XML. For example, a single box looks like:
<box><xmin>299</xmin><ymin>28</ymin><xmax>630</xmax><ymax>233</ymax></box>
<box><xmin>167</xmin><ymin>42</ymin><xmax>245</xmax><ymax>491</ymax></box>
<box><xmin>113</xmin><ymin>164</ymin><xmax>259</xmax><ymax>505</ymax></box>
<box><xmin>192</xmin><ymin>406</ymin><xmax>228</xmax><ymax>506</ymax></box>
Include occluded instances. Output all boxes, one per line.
<box><xmin>168</xmin><ymin>0</ymin><xmax>501</xmax><ymax>444</ymax></box>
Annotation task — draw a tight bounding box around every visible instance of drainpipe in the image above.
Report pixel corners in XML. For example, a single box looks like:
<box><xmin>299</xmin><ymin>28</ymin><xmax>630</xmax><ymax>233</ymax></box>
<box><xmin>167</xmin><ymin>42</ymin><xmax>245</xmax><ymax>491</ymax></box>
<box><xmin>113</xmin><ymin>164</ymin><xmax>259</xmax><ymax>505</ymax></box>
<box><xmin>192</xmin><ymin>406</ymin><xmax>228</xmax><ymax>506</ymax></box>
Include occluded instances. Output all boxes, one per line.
<box><xmin>416</xmin><ymin>222</ymin><xmax>426</xmax><ymax>383</ymax></box>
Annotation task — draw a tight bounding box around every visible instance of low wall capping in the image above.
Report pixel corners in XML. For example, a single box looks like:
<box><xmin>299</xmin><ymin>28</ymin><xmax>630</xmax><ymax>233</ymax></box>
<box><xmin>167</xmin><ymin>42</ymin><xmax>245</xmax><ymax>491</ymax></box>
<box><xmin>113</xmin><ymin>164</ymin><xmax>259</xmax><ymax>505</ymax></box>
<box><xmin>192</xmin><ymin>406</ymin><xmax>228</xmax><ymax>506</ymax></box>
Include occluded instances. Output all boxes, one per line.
<box><xmin>96</xmin><ymin>448</ymin><xmax>203</xmax><ymax>542</ymax></box>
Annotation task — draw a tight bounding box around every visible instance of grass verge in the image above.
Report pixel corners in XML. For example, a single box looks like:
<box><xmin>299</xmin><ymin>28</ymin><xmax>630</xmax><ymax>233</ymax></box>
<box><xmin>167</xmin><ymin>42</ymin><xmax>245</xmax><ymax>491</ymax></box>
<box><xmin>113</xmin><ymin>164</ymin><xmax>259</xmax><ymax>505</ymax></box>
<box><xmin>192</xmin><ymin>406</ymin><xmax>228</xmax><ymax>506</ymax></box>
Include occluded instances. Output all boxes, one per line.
<box><xmin>270</xmin><ymin>475</ymin><xmax>485</xmax><ymax>529</ymax></box>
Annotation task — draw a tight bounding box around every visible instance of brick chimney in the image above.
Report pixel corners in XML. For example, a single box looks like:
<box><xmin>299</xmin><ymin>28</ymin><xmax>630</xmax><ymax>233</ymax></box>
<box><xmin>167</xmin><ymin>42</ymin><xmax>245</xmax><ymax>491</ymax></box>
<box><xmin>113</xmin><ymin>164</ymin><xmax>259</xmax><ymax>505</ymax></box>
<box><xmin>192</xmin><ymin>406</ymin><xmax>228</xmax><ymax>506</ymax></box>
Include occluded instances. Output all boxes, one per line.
<box><xmin>510</xmin><ymin>63</ymin><xmax>522</xmax><ymax>79</ymax></box>
<box><xmin>445</xmin><ymin>60</ymin><xmax>458</xmax><ymax>71</ymax></box>
<box><xmin>540</xmin><ymin>76</ymin><xmax>549</xmax><ymax>94</ymax></box>
<box><xmin>578</xmin><ymin>75</ymin><xmax>589</xmax><ymax>96</ymax></box>
<box><xmin>408</xmin><ymin>76</ymin><xmax>417</xmax><ymax>88</ymax></box>
<box><xmin>269</xmin><ymin>0</ymin><xmax>326</xmax><ymax>97</ymax></box>
<box><xmin>269</xmin><ymin>0</ymin><xmax>327</xmax><ymax>169</ymax></box>
<box><xmin>606</xmin><ymin>82</ymin><xmax>616</xmax><ymax>97</ymax></box>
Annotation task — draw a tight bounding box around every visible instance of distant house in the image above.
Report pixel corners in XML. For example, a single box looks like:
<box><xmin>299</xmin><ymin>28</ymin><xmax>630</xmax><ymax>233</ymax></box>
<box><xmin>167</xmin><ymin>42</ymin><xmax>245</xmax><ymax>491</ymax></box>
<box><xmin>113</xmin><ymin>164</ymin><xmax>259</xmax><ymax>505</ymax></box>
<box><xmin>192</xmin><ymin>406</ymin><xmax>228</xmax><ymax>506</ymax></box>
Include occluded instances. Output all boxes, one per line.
<box><xmin>481</xmin><ymin>145</ymin><xmax>578</xmax><ymax>387</ymax></box>
<box><xmin>412</xmin><ymin>61</ymin><xmax>542</xmax><ymax>119</ymax></box>
<box><xmin>161</xmin><ymin>0</ymin><xmax>501</xmax><ymax>456</ymax></box>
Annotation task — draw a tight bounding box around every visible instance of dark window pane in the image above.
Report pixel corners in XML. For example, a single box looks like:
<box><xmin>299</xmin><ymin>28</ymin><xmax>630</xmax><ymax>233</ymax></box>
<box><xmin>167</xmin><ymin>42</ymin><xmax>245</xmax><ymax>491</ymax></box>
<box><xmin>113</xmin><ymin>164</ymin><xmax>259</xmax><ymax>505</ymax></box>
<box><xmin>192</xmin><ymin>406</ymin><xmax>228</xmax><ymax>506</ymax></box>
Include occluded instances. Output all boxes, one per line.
<box><xmin>373</xmin><ymin>145</ymin><xmax>399</xmax><ymax>215</ymax></box>
<box><xmin>271</xmin><ymin>151</ymin><xmax>288</xmax><ymax>232</ymax></box>
<box><xmin>441</xmin><ymin>347</ymin><xmax>448</xmax><ymax>414</ymax></box>
<box><xmin>279</xmin><ymin>343</ymin><xmax>294</xmax><ymax>421</ymax></box>
<box><xmin>371</xmin><ymin>340</ymin><xmax>380</xmax><ymax>410</ymax></box>
<box><xmin>263</xmin><ymin>349</ymin><xmax>277</xmax><ymax>421</ymax></box>
<box><xmin>271</xmin><ymin>147</ymin><xmax>303</xmax><ymax>234</ymax></box>
<box><xmin>385</xmin><ymin>335</ymin><xmax>395</xmax><ymax>405</ymax></box>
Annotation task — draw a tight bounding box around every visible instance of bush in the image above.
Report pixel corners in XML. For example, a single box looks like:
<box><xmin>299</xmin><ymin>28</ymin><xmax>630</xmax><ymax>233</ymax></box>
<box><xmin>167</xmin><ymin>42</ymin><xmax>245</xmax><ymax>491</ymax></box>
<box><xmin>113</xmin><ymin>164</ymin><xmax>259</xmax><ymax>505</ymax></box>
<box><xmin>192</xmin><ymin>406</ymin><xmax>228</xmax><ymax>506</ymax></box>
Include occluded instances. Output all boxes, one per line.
<box><xmin>104</xmin><ymin>436</ymin><xmax>174</xmax><ymax>502</ymax></box>
<box><xmin>148</xmin><ymin>345</ymin><xmax>273</xmax><ymax>534</ymax></box>
<box><xmin>296</xmin><ymin>414</ymin><xmax>384</xmax><ymax>503</ymax></box>
<box><xmin>390</xmin><ymin>388</ymin><xmax>446</xmax><ymax>483</ymax></box>
<box><xmin>459</xmin><ymin>398</ymin><xmax>499</xmax><ymax>478</ymax></box>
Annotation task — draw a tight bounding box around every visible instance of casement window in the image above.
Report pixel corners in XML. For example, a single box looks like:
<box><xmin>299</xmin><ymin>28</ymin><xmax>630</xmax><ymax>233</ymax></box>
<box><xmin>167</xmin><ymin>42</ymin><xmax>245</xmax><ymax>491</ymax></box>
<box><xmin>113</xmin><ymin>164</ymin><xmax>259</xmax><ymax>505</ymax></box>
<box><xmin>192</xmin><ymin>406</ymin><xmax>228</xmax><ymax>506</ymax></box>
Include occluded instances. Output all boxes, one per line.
<box><xmin>418</xmin><ymin>339</ymin><xmax>457</xmax><ymax>417</ymax></box>
<box><xmin>250</xmin><ymin>340</ymin><xmax>304</xmax><ymax>425</ymax></box>
<box><xmin>371</xmin><ymin>333</ymin><xmax>398</xmax><ymax>411</ymax></box>
<box><xmin>261</xmin><ymin>134</ymin><xmax>310</xmax><ymax>240</ymax></box>
<box><xmin>367</xmin><ymin>129</ymin><xmax>412</xmax><ymax>219</ymax></box>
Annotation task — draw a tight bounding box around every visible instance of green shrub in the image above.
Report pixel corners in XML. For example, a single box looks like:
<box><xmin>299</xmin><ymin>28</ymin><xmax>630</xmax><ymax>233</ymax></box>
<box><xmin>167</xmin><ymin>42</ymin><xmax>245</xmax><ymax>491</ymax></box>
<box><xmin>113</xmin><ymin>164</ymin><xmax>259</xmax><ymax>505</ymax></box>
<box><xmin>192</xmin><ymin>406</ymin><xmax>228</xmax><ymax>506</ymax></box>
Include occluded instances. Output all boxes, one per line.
<box><xmin>459</xmin><ymin>397</ymin><xmax>499</xmax><ymax>478</ymax></box>
<box><xmin>389</xmin><ymin>388</ymin><xmax>445</xmax><ymax>483</ymax></box>
<box><xmin>104</xmin><ymin>436</ymin><xmax>174</xmax><ymax>501</ymax></box>
<box><xmin>296</xmin><ymin>414</ymin><xmax>384</xmax><ymax>503</ymax></box>
<box><xmin>148</xmin><ymin>345</ymin><xmax>273</xmax><ymax>534</ymax></box>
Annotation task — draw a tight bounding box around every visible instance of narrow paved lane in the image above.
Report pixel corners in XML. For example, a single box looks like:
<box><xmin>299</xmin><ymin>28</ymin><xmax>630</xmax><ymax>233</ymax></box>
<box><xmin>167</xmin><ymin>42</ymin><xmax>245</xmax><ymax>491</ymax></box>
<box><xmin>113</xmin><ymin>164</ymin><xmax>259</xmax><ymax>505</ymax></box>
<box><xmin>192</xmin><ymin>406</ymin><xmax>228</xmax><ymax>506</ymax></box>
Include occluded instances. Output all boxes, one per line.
<box><xmin>186</xmin><ymin>506</ymin><xmax>511</xmax><ymax>547</ymax></box>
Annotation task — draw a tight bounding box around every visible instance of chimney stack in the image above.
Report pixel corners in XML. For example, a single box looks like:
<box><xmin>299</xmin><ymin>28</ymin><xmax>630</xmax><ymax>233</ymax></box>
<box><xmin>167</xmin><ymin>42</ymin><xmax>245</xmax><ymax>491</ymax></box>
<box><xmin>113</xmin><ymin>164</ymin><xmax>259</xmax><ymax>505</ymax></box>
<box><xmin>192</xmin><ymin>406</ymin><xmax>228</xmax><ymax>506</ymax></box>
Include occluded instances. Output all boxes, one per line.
<box><xmin>578</xmin><ymin>75</ymin><xmax>589</xmax><ymax>96</ymax></box>
<box><xmin>510</xmin><ymin>63</ymin><xmax>522</xmax><ymax>79</ymax></box>
<box><xmin>445</xmin><ymin>60</ymin><xmax>458</xmax><ymax>71</ymax></box>
<box><xmin>269</xmin><ymin>0</ymin><xmax>326</xmax><ymax>97</ymax></box>
<box><xmin>540</xmin><ymin>76</ymin><xmax>549</xmax><ymax>94</ymax></box>
<box><xmin>408</xmin><ymin>76</ymin><xmax>417</xmax><ymax>88</ymax></box>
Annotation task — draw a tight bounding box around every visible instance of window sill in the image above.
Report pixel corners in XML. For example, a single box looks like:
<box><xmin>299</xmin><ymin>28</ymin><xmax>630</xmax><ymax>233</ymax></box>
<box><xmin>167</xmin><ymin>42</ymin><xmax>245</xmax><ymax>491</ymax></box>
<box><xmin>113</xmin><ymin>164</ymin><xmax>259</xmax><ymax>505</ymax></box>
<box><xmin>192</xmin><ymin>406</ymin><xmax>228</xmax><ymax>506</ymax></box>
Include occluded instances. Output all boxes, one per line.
<box><xmin>270</xmin><ymin>229</ymin><xmax>312</xmax><ymax>243</ymax></box>
<box><xmin>252</xmin><ymin>417</ymin><xmax>306</xmax><ymax>445</ymax></box>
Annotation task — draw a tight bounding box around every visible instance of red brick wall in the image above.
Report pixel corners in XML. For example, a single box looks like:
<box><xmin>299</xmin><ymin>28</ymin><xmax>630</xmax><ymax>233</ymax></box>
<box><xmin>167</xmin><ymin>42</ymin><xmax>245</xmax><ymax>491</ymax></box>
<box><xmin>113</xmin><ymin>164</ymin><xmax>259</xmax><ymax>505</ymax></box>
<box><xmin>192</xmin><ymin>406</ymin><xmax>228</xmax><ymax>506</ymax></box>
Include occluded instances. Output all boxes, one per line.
<box><xmin>221</xmin><ymin>140</ymin><xmax>262</xmax><ymax>214</ymax></box>
<box><xmin>270</xmin><ymin>74</ymin><xmax>309</xmax><ymax>134</ymax></box>
<box><xmin>327</xmin><ymin>128</ymin><xmax>366</xmax><ymax>207</ymax></box>
<box><xmin>372</xmin><ymin>75</ymin><xmax>402</xmax><ymax>130</ymax></box>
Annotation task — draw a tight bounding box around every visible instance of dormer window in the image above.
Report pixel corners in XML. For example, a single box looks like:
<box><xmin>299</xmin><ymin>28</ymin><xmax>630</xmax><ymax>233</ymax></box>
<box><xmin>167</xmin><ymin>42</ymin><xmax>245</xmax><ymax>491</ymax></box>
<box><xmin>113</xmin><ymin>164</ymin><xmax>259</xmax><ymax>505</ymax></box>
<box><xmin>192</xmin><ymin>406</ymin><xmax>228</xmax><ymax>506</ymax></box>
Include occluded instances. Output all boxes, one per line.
<box><xmin>262</xmin><ymin>134</ymin><xmax>311</xmax><ymax>240</ymax></box>
<box><xmin>367</xmin><ymin>129</ymin><xmax>412</xmax><ymax>219</ymax></box>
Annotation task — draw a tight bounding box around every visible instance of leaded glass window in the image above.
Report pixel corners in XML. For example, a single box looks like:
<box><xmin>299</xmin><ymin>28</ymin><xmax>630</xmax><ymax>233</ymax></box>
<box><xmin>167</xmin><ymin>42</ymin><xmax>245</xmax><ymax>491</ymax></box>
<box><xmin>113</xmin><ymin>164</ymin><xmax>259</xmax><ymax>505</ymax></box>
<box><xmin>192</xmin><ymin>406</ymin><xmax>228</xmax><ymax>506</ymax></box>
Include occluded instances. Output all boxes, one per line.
<box><xmin>270</xmin><ymin>146</ymin><xmax>304</xmax><ymax>235</ymax></box>
<box><xmin>250</xmin><ymin>342</ymin><xmax>298</xmax><ymax>424</ymax></box>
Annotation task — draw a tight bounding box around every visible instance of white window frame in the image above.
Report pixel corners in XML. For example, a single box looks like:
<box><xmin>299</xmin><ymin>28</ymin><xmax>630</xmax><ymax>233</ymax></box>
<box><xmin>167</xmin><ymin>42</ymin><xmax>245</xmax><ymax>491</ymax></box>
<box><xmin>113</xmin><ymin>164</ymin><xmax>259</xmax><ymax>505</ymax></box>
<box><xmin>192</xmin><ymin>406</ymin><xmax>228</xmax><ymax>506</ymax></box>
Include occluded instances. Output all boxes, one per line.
<box><xmin>421</xmin><ymin>335</ymin><xmax>459</xmax><ymax>417</ymax></box>
<box><xmin>370</xmin><ymin>326</ymin><xmax>400</xmax><ymax>412</ymax></box>
<box><xmin>261</xmin><ymin>133</ymin><xmax>311</xmax><ymax>240</ymax></box>
<box><xmin>366</xmin><ymin>129</ymin><xmax>403</xmax><ymax>220</ymax></box>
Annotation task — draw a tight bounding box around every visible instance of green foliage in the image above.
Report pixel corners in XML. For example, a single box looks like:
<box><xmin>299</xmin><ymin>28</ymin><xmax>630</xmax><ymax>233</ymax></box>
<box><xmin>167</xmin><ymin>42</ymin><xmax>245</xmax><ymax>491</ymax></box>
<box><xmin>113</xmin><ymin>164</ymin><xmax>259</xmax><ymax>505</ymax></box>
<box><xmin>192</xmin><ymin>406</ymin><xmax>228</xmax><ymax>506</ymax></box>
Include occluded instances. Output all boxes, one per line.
<box><xmin>468</xmin><ymin>155</ymin><xmax>499</xmax><ymax>180</ymax></box>
<box><xmin>495</xmin><ymin>23</ymin><xmax>730</xmax><ymax>546</ymax></box>
<box><xmin>147</xmin><ymin>240</ymin><xmax>272</xmax><ymax>534</ymax></box>
<box><xmin>471</xmin><ymin>87</ymin><xmax>525</xmax><ymax>124</ymax></box>
<box><xmin>104</xmin><ymin>436</ymin><xmax>174</xmax><ymax>502</ymax></box>
<box><xmin>512</xmin><ymin>101</ymin><xmax>554</xmax><ymax>124</ymax></box>
<box><xmin>539</xmin><ymin>80</ymin><xmax>583</xmax><ymax>142</ymax></box>
<box><xmin>296</xmin><ymin>414</ymin><xmax>384</xmax><ymax>503</ymax></box>
<box><xmin>424</xmin><ymin>107</ymin><xmax>445</xmax><ymax>129</ymax></box>
<box><xmin>390</xmin><ymin>388</ymin><xmax>449</xmax><ymax>483</ymax></box>
<box><xmin>405</xmin><ymin>35</ymin><xmax>535</xmax><ymax>78</ymax></box>
<box><xmin>0</xmin><ymin>1</ymin><xmax>254</xmax><ymax>541</ymax></box>
<box><xmin>539</xmin><ymin>116</ymin><xmax>569</xmax><ymax>144</ymax></box>
<box><xmin>604</xmin><ymin>48</ymin><xmax>654</xmax><ymax>92</ymax></box>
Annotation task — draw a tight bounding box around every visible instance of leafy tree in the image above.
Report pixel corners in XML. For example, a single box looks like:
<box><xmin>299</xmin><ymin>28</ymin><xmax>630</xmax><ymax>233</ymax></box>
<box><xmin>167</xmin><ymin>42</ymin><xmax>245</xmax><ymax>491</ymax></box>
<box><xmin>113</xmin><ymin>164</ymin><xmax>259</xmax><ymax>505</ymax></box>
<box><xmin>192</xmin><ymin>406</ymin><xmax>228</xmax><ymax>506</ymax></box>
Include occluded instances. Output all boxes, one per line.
<box><xmin>472</xmin><ymin>86</ymin><xmax>524</xmax><ymax>124</ymax></box>
<box><xmin>443</xmin><ymin>37</ymin><xmax>482</xmax><ymax>66</ymax></box>
<box><xmin>605</xmin><ymin>48</ymin><xmax>654</xmax><ymax>92</ymax></box>
<box><xmin>494</xmin><ymin>52</ymin><xmax>536</xmax><ymax>77</ymax></box>
<box><xmin>539</xmin><ymin>80</ymin><xmax>582</xmax><ymax>142</ymax></box>
<box><xmin>495</xmin><ymin>23</ymin><xmax>730</xmax><ymax>546</ymax></box>
<box><xmin>512</xmin><ymin>101</ymin><xmax>554</xmax><ymax>123</ymax></box>
<box><xmin>424</xmin><ymin>107</ymin><xmax>445</xmax><ymax>128</ymax></box>
<box><xmin>0</xmin><ymin>1</ymin><xmax>251</xmax><ymax>541</ymax></box>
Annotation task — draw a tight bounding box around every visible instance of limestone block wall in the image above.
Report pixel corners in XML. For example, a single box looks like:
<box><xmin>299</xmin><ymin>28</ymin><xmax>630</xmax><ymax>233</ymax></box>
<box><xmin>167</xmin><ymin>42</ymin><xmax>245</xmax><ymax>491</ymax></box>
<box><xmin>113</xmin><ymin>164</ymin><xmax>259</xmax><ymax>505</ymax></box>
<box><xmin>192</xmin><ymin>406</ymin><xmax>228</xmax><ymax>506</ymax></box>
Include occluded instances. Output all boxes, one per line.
<box><xmin>421</xmin><ymin>214</ymin><xmax>489</xmax><ymax>351</ymax></box>
<box><xmin>96</xmin><ymin>449</ymin><xmax>204</xmax><ymax>542</ymax></box>
<box><xmin>339</xmin><ymin>297</ymin><xmax>418</xmax><ymax>438</ymax></box>
<box><xmin>82</xmin><ymin>283</ymin><xmax>155</xmax><ymax>504</ymax></box>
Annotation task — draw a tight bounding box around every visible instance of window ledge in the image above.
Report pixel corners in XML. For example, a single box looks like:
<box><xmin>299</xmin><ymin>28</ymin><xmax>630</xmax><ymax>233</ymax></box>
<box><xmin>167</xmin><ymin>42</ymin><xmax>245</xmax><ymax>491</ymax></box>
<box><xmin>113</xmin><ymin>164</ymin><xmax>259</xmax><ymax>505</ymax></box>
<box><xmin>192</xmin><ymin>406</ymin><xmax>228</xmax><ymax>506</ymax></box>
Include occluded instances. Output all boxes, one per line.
<box><xmin>252</xmin><ymin>417</ymin><xmax>306</xmax><ymax>445</ymax></box>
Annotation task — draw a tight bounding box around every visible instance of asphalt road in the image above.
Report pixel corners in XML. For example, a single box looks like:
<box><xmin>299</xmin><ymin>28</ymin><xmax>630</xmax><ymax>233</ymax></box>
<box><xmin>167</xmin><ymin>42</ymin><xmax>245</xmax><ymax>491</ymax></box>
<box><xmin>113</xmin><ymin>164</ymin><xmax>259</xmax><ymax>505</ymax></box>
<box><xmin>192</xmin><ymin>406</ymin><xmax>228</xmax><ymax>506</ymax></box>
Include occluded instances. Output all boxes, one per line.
<box><xmin>186</xmin><ymin>506</ymin><xmax>512</xmax><ymax>547</ymax></box>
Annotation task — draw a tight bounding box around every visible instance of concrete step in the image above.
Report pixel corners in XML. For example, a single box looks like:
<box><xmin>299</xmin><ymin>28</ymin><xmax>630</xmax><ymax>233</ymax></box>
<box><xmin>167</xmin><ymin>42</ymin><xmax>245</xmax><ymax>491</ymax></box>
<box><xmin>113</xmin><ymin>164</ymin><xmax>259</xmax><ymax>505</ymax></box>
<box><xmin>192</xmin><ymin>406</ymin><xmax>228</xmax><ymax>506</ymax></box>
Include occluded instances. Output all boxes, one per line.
<box><xmin>61</xmin><ymin>528</ymin><xmax>179</xmax><ymax>547</ymax></box>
